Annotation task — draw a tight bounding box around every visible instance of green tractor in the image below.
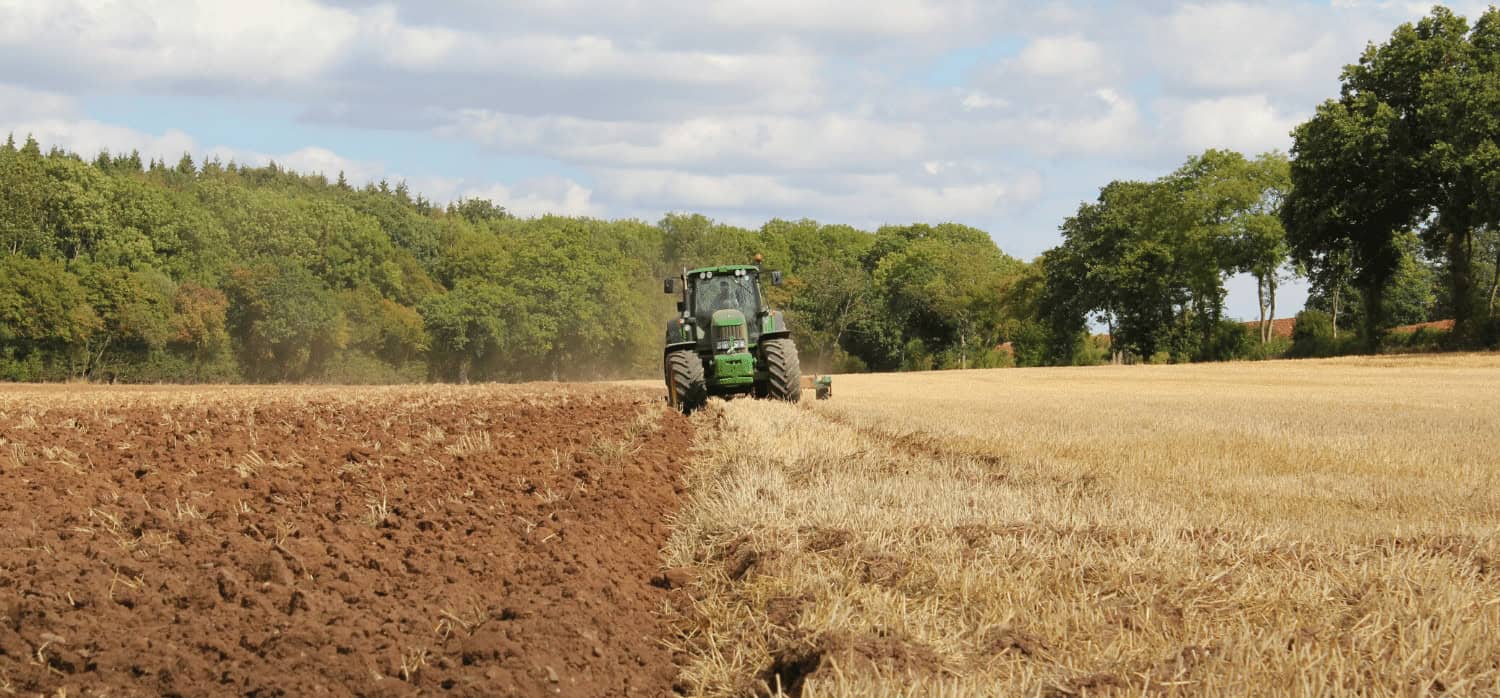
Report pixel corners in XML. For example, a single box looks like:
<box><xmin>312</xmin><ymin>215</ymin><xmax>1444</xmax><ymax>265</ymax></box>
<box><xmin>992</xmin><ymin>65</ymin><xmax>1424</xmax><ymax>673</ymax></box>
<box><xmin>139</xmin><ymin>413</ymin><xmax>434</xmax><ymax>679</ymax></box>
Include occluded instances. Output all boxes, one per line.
<box><xmin>662</xmin><ymin>260</ymin><xmax>802</xmax><ymax>413</ymax></box>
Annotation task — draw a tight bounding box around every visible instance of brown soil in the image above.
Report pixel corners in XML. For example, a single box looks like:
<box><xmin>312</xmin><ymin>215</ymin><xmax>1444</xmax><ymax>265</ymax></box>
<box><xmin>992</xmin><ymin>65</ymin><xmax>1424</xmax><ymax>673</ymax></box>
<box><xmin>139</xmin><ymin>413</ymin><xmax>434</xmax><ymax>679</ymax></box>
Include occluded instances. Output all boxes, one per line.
<box><xmin>0</xmin><ymin>384</ymin><xmax>691</xmax><ymax>696</ymax></box>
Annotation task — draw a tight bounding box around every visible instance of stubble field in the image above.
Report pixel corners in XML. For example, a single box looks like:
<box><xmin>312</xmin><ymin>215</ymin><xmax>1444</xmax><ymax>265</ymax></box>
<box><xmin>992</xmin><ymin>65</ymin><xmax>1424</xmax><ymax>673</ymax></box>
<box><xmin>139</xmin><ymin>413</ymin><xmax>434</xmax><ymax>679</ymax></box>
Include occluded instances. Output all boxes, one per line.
<box><xmin>665</xmin><ymin>354</ymin><xmax>1500</xmax><ymax>696</ymax></box>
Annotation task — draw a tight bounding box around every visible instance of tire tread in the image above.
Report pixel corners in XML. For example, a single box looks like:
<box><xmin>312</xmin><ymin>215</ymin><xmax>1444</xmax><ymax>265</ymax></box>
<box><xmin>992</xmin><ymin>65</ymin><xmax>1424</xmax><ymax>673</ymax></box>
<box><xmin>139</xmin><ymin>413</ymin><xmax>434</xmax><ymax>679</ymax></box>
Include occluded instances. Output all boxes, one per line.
<box><xmin>666</xmin><ymin>350</ymin><xmax>707</xmax><ymax>414</ymax></box>
<box><xmin>762</xmin><ymin>338</ymin><xmax>802</xmax><ymax>402</ymax></box>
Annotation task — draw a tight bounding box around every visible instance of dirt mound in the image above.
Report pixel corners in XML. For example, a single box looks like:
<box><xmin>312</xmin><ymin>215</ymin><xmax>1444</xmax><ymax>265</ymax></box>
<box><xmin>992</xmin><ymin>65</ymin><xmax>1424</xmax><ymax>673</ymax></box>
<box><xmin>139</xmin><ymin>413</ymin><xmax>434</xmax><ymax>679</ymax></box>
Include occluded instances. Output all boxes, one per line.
<box><xmin>0</xmin><ymin>384</ymin><xmax>690</xmax><ymax>696</ymax></box>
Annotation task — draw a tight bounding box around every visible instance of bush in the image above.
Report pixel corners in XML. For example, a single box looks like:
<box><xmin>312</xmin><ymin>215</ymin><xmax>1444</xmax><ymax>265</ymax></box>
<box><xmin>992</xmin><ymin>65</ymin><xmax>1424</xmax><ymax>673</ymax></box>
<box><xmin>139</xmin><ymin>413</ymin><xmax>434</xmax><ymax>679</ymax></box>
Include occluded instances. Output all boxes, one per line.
<box><xmin>0</xmin><ymin>347</ymin><xmax>46</xmax><ymax>381</ymax></box>
<box><xmin>1004</xmin><ymin>320</ymin><xmax>1050</xmax><ymax>368</ymax></box>
<box><xmin>1206</xmin><ymin>319</ymin><xmax>1255</xmax><ymax>361</ymax></box>
<box><xmin>1380</xmin><ymin>326</ymin><xmax>1450</xmax><ymax>354</ymax></box>
<box><xmin>1290</xmin><ymin>310</ymin><xmax>1337</xmax><ymax>358</ymax></box>
<box><xmin>108</xmin><ymin>349</ymin><xmax>242</xmax><ymax>383</ymax></box>
<box><xmin>834</xmin><ymin>352</ymin><xmax>868</xmax><ymax>374</ymax></box>
<box><xmin>970</xmin><ymin>345</ymin><xmax>1016</xmax><ymax>369</ymax></box>
<box><xmin>1077</xmin><ymin>334</ymin><xmax>1109</xmax><ymax>365</ymax></box>
<box><xmin>1480</xmin><ymin>317</ymin><xmax>1500</xmax><ymax>350</ymax></box>
<box><xmin>1244</xmin><ymin>335</ymin><xmax>1293</xmax><ymax>361</ymax></box>
<box><xmin>316</xmin><ymin>351</ymin><xmax>426</xmax><ymax>384</ymax></box>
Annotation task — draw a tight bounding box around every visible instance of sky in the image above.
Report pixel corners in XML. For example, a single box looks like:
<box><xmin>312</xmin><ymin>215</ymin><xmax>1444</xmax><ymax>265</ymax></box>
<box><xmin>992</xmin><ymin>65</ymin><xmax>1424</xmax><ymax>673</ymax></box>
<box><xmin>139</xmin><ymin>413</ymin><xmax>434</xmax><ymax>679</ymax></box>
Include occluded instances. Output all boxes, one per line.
<box><xmin>1</xmin><ymin>0</ymin><xmax>1494</xmax><ymax>320</ymax></box>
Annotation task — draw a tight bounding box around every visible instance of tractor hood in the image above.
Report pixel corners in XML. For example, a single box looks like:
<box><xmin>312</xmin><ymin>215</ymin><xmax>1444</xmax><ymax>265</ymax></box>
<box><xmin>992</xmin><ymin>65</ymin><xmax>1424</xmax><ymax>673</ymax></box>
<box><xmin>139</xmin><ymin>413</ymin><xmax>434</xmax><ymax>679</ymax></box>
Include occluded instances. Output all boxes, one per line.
<box><xmin>710</xmin><ymin>309</ymin><xmax>750</xmax><ymax>357</ymax></box>
<box><xmin>711</xmin><ymin>309</ymin><xmax>747</xmax><ymax>328</ymax></box>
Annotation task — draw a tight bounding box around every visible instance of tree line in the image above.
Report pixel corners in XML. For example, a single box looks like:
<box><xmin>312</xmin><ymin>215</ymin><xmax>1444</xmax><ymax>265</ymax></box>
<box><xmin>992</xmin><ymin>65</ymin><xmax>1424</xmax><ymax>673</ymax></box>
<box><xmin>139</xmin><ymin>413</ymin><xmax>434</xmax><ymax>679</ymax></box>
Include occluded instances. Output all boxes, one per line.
<box><xmin>2</xmin><ymin>5</ymin><xmax>1496</xmax><ymax>383</ymax></box>
<box><xmin>0</xmin><ymin>137</ymin><xmax>1035</xmax><ymax>382</ymax></box>
<box><xmin>1040</xmin><ymin>4</ymin><xmax>1500</xmax><ymax>363</ymax></box>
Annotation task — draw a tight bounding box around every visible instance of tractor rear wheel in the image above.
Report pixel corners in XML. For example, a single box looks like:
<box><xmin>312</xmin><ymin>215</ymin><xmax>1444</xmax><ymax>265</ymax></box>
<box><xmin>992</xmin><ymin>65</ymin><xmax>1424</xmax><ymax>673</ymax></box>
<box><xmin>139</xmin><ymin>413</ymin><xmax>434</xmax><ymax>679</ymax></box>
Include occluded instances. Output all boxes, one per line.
<box><xmin>762</xmin><ymin>338</ymin><xmax>802</xmax><ymax>402</ymax></box>
<box><xmin>665</xmin><ymin>350</ymin><xmax>707</xmax><ymax>414</ymax></box>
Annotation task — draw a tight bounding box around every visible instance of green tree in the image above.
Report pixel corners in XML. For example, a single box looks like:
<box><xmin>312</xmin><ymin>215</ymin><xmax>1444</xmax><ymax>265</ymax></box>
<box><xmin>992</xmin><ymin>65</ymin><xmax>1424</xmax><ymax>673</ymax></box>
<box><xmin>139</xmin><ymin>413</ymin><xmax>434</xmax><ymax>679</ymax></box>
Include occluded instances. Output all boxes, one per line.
<box><xmin>1045</xmin><ymin>180</ymin><xmax>1185</xmax><ymax>361</ymax></box>
<box><xmin>866</xmin><ymin>224</ymin><xmax>1021</xmax><ymax>370</ymax></box>
<box><xmin>170</xmin><ymin>281</ymin><xmax>231</xmax><ymax>365</ymax></box>
<box><xmin>659</xmin><ymin>213</ymin><xmax>758</xmax><ymax>272</ymax></box>
<box><xmin>1284</xmin><ymin>95</ymin><xmax>1414</xmax><ymax>347</ymax></box>
<box><xmin>0</xmin><ymin>137</ymin><xmax>52</xmax><ymax>257</ymax></box>
<box><xmin>785</xmin><ymin>257</ymin><xmax>876</xmax><ymax>372</ymax></box>
<box><xmin>224</xmin><ymin>262</ymin><xmax>345</xmax><ymax>381</ymax></box>
<box><xmin>1306</xmin><ymin>231</ymin><xmax>1441</xmax><ymax>334</ymax></box>
<box><xmin>1238</xmin><ymin>154</ymin><xmax>1293</xmax><ymax>343</ymax></box>
<box><xmin>419</xmin><ymin>280</ymin><xmax>518</xmax><ymax>382</ymax></box>
<box><xmin>0</xmin><ymin>256</ymin><xmax>98</xmax><ymax>378</ymax></box>
<box><xmin>1289</xmin><ymin>6</ymin><xmax>1500</xmax><ymax>344</ymax></box>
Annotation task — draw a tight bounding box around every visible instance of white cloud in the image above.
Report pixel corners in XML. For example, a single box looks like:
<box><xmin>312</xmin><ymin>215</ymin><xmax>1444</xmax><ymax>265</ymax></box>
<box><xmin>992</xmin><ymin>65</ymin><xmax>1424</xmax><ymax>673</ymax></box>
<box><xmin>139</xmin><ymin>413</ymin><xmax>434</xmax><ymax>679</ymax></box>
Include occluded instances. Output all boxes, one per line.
<box><xmin>1</xmin><ymin>107</ymin><xmax>589</xmax><ymax>220</ymax></box>
<box><xmin>458</xmin><ymin>177</ymin><xmax>602</xmax><ymax>218</ymax></box>
<box><xmin>0</xmin><ymin>0</ymin><xmax>828</xmax><ymax>119</ymax></box>
<box><xmin>963</xmin><ymin>88</ymin><xmax>1146</xmax><ymax>159</ymax></box>
<box><xmin>699</xmin><ymin>0</ymin><xmax>973</xmax><ymax>37</ymax></box>
<box><xmin>1147</xmin><ymin>3</ymin><xmax>1350</xmax><ymax>97</ymax></box>
<box><xmin>401</xmin><ymin>0</ymin><xmax>997</xmax><ymax>45</ymax></box>
<box><xmin>362</xmin><ymin>22</ymin><xmax>820</xmax><ymax>93</ymax></box>
<box><xmin>1330</xmin><ymin>0</ymin><xmax>1493</xmax><ymax>17</ymax></box>
<box><xmin>0</xmin><ymin>84</ymin><xmax>77</xmax><ymax>122</ymax></box>
<box><xmin>959</xmin><ymin>91</ymin><xmax>1010</xmax><ymax>111</ymax></box>
<box><xmin>398</xmin><ymin>175</ymin><xmax>601</xmax><ymax>217</ymax></box>
<box><xmin>441</xmin><ymin>111</ymin><xmax>930</xmax><ymax>172</ymax></box>
<box><xmin>255</xmin><ymin>146</ymin><xmax>385</xmax><ymax>184</ymax></box>
<box><xmin>0</xmin><ymin>0</ymin><xmax>358</xmax><ymax>87</ymax></box>
<box><xmin>1015</xmin><ymin>35</ymin><xmax>1109</xmax><ymax>81</ymax></box>
<box><xmin>596</xmin><ymin>168</ymin><xmax>1042</xmax><ymax>224</ymax></box>
<box><xmin>3</xmin><ymin>118</ymin><xmax>196</xmax><ymax>164</ymax></box>
<box><xmin>1060</xmin><ymin>89</ymin><xmax>1147</xmax><ymax>157</ymax></box>
<box><xmin>1158</xmin><ymin>94</ymin><xmax>1303</xmax><ymax>155</ymax></box>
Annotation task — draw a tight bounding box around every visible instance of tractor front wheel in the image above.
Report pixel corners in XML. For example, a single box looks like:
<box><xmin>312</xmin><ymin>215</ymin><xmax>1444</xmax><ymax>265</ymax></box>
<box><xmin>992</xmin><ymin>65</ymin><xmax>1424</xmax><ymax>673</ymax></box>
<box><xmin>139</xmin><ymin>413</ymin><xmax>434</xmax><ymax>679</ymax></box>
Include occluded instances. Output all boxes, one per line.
<box><xmin>665</xmin><ymin>350</ymin><xmax>708</xmax><ymax>414</ymax></box>
<box><xmin>762</xmin><ymin>338</ymin><xmax>802</xmax><ymax>403</ymax></box>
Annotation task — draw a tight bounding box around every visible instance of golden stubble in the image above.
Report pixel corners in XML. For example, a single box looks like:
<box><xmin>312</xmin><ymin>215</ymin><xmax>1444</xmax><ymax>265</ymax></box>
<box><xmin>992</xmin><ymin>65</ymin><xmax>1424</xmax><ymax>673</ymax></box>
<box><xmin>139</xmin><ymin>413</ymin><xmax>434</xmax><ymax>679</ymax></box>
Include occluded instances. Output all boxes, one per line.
<box><xmin>664</xmin><ymin>354</ymin><xmax>1500</xmax><ymax>696</ymax></box>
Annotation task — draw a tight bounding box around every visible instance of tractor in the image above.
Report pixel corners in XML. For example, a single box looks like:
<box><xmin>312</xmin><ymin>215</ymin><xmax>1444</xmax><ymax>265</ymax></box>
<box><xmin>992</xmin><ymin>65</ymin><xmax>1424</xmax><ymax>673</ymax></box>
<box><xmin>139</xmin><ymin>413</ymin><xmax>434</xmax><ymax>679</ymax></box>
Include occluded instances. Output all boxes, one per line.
<box><xmin>662</xmin><ymin>258</ymin><xmax>802</xmax><ymax>413</ymax></box>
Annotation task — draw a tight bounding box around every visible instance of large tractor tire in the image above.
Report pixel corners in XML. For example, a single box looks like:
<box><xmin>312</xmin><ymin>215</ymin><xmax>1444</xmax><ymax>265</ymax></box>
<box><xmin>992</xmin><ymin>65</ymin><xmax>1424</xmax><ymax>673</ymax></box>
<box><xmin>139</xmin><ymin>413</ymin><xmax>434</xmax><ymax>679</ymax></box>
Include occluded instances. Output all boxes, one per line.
<box><xmin>666</xmin><ymin>350</ymin><xmax>708</xmax><ymax>414</ymax></box>
<box><xmin>762</xmin><ymin>338</ymin><xmax>802</xmax><ymax>403</ymax></box>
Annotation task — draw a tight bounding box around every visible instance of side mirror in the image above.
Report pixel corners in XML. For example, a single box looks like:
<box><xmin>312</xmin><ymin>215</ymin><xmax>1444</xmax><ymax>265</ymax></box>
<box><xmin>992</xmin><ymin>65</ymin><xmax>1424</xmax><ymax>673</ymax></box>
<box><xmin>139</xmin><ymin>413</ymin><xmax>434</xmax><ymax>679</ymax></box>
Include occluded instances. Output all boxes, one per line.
<box><xmin>770</xmin><ymin>271</ymin><xmax>783</xmax><ymax>286</ymax></box>
<box><xmin>676</xmin><ymin>300</ymin><xmax>686</xmax><ymax>313</ymax></box>
<box><xmin>663</xmin><ymin>278</ymin><xmax>675</xmax><ymax>294</ymax></box>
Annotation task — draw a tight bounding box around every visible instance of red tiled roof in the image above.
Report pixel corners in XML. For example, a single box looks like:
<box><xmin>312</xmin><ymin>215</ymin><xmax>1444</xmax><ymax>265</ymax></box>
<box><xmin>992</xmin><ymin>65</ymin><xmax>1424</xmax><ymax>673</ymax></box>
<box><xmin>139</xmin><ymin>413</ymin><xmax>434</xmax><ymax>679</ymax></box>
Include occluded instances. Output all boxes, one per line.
<box><xmin>1242</xmin><ymin>318</ymin><xmax>1297</xmax><ymax>339</ymax></box>
<box><xmin>1390</xmin><ymin>319</ymin><xmax>1455</xmax><ymax>334</ymax></box>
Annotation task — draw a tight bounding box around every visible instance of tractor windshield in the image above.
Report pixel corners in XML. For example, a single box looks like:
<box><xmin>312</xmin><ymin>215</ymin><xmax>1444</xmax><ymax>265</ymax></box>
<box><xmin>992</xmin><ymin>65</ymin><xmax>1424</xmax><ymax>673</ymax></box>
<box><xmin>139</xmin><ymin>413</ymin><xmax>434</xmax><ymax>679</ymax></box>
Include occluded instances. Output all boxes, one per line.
<box><xmin>693</xmin><ymin>274</ymin><xmax>760</xmax><ymax>327</ymax></box>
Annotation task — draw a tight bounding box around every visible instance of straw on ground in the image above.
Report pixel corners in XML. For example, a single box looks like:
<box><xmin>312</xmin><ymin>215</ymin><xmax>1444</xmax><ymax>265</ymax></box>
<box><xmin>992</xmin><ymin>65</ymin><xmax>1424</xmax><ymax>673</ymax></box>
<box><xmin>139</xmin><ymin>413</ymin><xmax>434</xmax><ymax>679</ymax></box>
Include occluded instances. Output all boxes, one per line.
<box><xmin>665</xmin><ymin>354</ymin><xmax>1500</xmax><ymax>696</ymax></box>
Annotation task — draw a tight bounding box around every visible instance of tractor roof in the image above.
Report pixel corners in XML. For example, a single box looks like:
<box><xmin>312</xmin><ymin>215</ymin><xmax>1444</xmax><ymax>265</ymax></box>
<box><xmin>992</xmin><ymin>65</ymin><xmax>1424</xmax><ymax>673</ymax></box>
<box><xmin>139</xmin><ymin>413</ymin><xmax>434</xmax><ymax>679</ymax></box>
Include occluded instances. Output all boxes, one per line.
<box><xmin>685</xmin><ymin>264</ymin><xmax>760</xmax><ymax>276</ymax></box>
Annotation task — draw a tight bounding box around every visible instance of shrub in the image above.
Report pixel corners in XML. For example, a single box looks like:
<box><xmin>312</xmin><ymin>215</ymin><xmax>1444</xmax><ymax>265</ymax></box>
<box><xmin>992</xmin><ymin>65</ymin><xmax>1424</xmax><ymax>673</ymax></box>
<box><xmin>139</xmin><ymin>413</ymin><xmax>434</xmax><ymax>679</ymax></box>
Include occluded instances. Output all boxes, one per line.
<box><xmin>1005</xmin><ymin>320</ymin><xmax>1050</xmax><ymax>368</ymax></box>
<box><xmin>1380</xmin><ymin>326</ymin><xmax>1451</xmax><ymax>354</ymax></box>
<box><xmin>1207</xmin><ymin>319</ymin><xmax>1255</xmax><ymax>361</ymax></box>
<box><xmin>1290</xmin><ymin>310</ymin><xmax>1337</xmax><ymax>358</ymax></box>
<box><xmin>317</xmin><ymin>351</ymin><xmax>426</xmax><ymax>384</ymax></box>
<box><xmin>1244</xmin><ymin>335</ymin><xmax>1293</xmax><ymax>361</ymax></box>
<box><xmin>108</xmin><ymin>349</ymin><xmax>242</xmax><ymax>383</ymax></box>
<box><xmin>1480</xmin><ymin>317</ymin><xmax>1500</xmax><ymax>350</ymax></box>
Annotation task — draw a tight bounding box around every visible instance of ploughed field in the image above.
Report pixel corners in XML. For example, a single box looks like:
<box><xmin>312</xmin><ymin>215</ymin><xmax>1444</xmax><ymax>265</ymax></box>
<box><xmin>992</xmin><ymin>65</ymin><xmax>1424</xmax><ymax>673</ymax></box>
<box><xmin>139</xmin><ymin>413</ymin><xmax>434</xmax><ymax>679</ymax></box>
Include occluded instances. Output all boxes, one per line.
<box><xmin>0</xmin><ymin>383</ymin><xmax>692</xmax><ymax>696</ymax></box>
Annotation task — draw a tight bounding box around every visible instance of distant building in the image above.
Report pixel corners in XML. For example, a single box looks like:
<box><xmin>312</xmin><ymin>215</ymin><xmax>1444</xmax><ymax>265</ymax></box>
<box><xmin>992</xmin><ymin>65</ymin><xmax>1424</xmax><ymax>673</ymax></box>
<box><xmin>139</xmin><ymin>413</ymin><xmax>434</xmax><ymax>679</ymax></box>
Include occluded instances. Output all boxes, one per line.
<box><xmin>1243</xmin><ymin>318</ymin><xmax>1297</xmax><ymax>339</ymax></box>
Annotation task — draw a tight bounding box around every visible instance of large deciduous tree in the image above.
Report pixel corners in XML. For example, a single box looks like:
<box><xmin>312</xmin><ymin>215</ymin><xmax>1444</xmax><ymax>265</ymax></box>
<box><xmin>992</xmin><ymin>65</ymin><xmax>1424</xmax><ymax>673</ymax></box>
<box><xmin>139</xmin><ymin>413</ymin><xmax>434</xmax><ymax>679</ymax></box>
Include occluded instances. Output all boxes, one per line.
<box><xmin>1040</xmin><ymin>151</ymin><xmax>1290</xmax><ymax>363</ymax></box>
<box><xmin>1286</xmin><ymin>6</ymin><xmax>1500</xmax><ymax>344</ymax></box>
